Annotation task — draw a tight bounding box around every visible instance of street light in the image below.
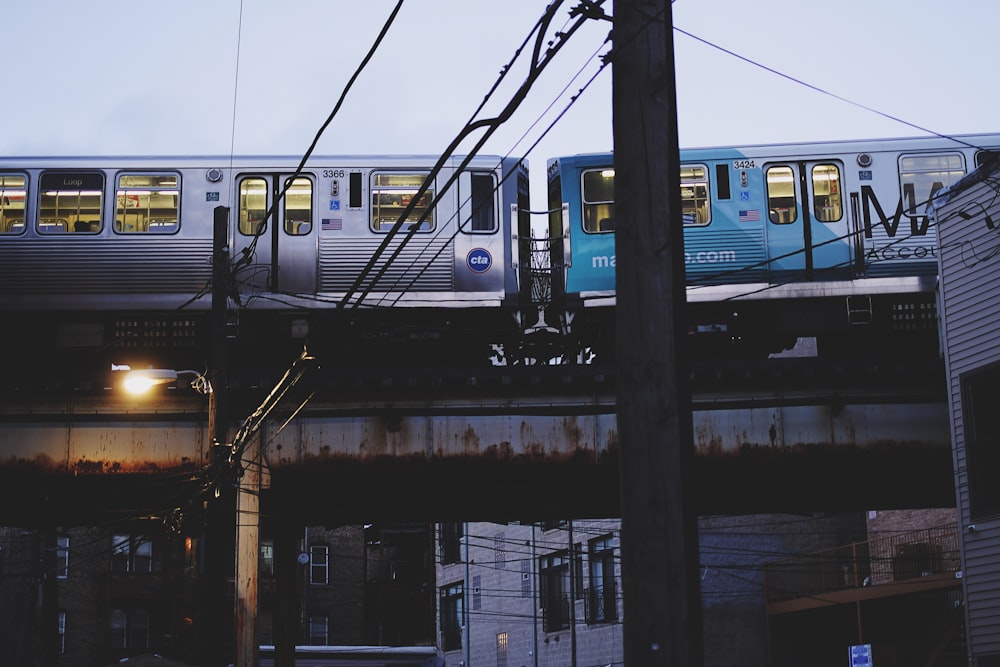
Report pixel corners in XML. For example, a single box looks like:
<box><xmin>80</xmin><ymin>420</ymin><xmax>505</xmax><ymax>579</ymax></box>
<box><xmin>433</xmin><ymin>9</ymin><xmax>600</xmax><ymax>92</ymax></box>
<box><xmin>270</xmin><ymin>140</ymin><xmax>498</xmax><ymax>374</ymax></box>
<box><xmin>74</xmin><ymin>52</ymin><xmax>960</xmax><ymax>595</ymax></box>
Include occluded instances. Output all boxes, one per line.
<box><xmin>120</xmin><ymin>367</ymin><xmax>213</xmax><ymax>395</ymax></box>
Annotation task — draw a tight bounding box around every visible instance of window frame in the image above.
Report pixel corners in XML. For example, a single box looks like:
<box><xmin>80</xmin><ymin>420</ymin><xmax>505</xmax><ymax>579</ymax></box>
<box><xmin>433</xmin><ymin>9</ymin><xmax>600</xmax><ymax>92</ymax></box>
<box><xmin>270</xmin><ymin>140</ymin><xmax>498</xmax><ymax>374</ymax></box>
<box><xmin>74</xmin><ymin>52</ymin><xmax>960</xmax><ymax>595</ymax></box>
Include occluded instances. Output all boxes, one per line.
<box><xmin>0</xmin><ymin>172</ymin><xmax>27</xmax><ymax>235</ymax></box>
<box><xmin>461</xmin><ymin>170</ymin><xmax>499</xmax><ymax>234</ymax></box>
<box><xmin>765</xmin><ymin>165</ymin><xmax>798</xmax><ymax>225</ymax></box>
<box><xmin>308</xmin><ymin>615</ymin><xmax>329</xmax><ymax>645</ymax></box>
<box><xmin>370</xmin><ymin>171</ymin><xmax>435</xmax><ymax>233</ymax></box>
<box><xmin>539</xmin><ymin>550</ymin><xmax>571</xmax><ymax>632</ymax></box>
<box><xmin>961</xmin><ymin>360</ymin><xmax>1000</xmax><ymax>519</ymax></box>
<box><xmin>680</xmin><ymin>163</ymin><xmax>711</xmax><ymax>226</ymax></box>
<box><xmin>37</xmin><ymin>170</ymin><xmax>105</xmax><ymax>234</ymax></box>
<box><xmin>111</xmin><ymin>534</ymin><xmax>153</xmax><ymax>574</ymax></box>
<box><xmin>810</xmin><ymin>163</ymin><xmax>843</xmax><ymax>223</ymax></box>
<box><xmin>898</xmin><ymin>152</ymin><xmax>965</xmax><ymax>217</ymax></box>
<box><xmin>114</xmin><ymin>171</ymin><xmax>181</xmax><ymax>234</ymax></box>
<box><xmin>309</xmin><ymin>544</ymin><xmax>329</xmax><ymax>585</ymax></box>
<box><xmin>587</xmin><ymin>534</ymin><xmax>618</xmax><ymax>624</ymax></box>
<box><xmin>56</xmin><ymin>535</ymin><xmax>69</xmax><ymax>579</ymax></box>
<box><xmin>440</xmin><ymin>581</ymin><xmax>464</xmax><ymax>652</ymax></box>
<box><xmin>580</xmin><ymin>167</ymin><xmax>615</xmax><ymax>234</ymax></box>
<box><xmin>439</xmin><ymin>522</ymin><xmax>463</xmax><ymax>565</ymax></box>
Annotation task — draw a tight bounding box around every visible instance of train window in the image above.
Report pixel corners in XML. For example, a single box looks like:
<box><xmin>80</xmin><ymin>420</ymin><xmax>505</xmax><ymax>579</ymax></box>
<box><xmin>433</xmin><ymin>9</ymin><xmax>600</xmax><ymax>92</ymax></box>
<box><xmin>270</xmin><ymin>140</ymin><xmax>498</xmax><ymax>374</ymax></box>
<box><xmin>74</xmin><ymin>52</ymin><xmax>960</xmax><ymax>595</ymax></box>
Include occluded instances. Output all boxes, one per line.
<box><xmin>283</xmin><ymin>177</ymin><xmax>312</xmax><ymax>235</ymax></box>
<box><xmin>899</xmin><ymin>153</ymin><xmax>965</xmax><ymax>215</ymax></box>
<box><xmin>811</xmin><ymin>164</ymin><xmax>842</xmax><ymax>223</ymax></box>
<box><xmin>765</xmin><ymin>166</ymin><xmax>797</xmax><ymax>224</ymax></box>
<box><xmin>115</xmin><ymin>173</ymin><xmax>180</xmax><ymax>233</ymax></box>
<box><xmin>715</xmin><ymin>164</ymin><xmax>732</xmax><ymax>201</ymax></box>
<box><xmin>975</xmin><ymin>150</ymin><xmax>998</xmax><ymax>169</ymax></box>
<box><xmin>38</xmin><ymin>171</ymin><xmax>105</xmax><ymax>234</ymax></box>
<box><xmin>370</xmin><ymin>172</ymin><xmax>434</xmax><ymax>232</ymax></box>
<box><xmin>582</xmin><ymin>168</ymin><xmax>614</xmax><ymax>233</ymax></box>
<box><xmin>681</xmin><ymin>164</ymin><xmax>710</xmax><ymax>226</ymax></box>
<box><xmin>239</xmin><ymin>177</ymin><xmax>268</xmax><ymax>236</ymax></box>
<box><xmin>0</xmin><ymin>174</ymin><xmax>26</xmax><ymax>234</ymax></box>
<box><xmin>467</xmin><ymin>172</ymin><xmax>497</xmax><ymax>232</ymax></box>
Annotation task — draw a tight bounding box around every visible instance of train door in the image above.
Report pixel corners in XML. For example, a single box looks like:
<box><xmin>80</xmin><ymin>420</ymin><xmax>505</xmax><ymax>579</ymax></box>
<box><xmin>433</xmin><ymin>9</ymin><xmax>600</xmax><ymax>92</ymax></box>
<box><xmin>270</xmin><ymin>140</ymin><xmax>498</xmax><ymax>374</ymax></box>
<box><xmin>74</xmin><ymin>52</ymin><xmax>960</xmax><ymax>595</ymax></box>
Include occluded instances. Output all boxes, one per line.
<box><xmin>763</xmin><ymin>160</ymin><xmax>850</xmax><ymax>280</ymax></box>
<box><xmin>235</xmin><ymin>173</ymin><xmax>316</xmax><ymax>294</ymax></box>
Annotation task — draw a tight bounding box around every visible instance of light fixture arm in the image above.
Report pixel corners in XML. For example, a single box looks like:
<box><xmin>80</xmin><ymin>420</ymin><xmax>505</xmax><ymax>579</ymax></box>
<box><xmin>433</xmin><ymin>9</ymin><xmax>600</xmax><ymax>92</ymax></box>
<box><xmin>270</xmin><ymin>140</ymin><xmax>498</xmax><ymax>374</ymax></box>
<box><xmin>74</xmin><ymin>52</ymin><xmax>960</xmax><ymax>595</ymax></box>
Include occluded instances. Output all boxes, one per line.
<box><xmin>122</xmin><ymin>368</ymin><xmax>213</xmax><ymax>395</ymax></box>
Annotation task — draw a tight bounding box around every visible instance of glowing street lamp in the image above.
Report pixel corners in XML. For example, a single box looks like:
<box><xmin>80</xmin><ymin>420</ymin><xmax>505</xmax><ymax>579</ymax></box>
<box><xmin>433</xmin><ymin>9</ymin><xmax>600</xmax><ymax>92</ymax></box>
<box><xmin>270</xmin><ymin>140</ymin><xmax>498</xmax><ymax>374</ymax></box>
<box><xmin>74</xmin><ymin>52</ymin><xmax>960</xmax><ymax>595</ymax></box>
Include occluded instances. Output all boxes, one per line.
<box><xmin>120</xmin><ymin>367</ymin><xmax>213</xmax><ymax>395</ymax></box>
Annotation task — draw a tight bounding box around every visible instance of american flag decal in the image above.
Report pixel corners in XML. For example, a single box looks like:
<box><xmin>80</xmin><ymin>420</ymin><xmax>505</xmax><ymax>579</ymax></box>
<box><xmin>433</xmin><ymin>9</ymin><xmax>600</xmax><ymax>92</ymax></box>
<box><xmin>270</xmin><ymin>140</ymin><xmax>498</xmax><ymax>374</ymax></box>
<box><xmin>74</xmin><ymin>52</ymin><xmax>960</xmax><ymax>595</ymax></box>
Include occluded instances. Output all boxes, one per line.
<box><xmin>738</xmin><ymin>209</ymin><xmax>760</xmax><ymax>222</ymax></box>
<box><xmin>321</xmin><ymin>218</ymin><xmax>342</xmax><ymax>231</ymax></box>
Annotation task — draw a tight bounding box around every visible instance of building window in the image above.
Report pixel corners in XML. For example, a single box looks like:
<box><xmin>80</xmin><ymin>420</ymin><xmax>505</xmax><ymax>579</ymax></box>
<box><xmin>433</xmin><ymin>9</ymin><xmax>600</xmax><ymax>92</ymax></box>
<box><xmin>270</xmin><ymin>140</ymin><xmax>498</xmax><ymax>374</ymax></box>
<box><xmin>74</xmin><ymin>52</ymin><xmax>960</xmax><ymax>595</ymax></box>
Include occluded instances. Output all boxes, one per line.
<box><xmin>521</xmin><ymin>561</ymin><xmax>531</xmax><ymax>597</ymax></box>
<box><xmin>309</xmin><ymin>544</ymin><xmax>329</xmax><ymax>585</ymax></box>
<box><xmin>496</xmin><ymin>632</ymin><xmax>508</xmax><ymax>667</ymax></box>
<box><xmin>308</xmin><ymin>615</ymin><xmax>329</xmax><ymax>645</ymax></box>
<box><xmin>962</xmin><ymin>362</ymin><xmax>1000</xmax><ymax>519</ymax></box>
<box><xmin>56</xmin><ymin>536</ymin><xmax>69</xmax><ymax>579</ymax></box>
<box><xmin>440</xmin><ymin>582</ymin><xmax>464</xmax><ymax>652</ymax></box>
<box><xmin>260</xmin><ymin>539</ymin><xmax>274</xmax><ymax>578</ymax></box>
<box><xmin>472</xmin><ymin>575</ymin><xmax>482</xmax><ymax>611</ymax></box>
<box><xmin>494</xmin><ymin>531</ymin><xmax>506</xmax><ymax>569</ymax></box>
<box><xmin>539</xmin><ymin>551</ymin><xmax>571</xmax><ymax>632</ymax></box>
<box><xmin>110</xmin><ymin>608</ymin><xmax>150</xmax><ymax>650</ymax></box>
<box><xmin>58</xmin><ymin>611</ymin><xmax>66</xmax><ymax>654</ymax></box>
<box><xmin>586</xmin><ymin>535</ymin><xmax>618</xmax><ymax>624</ymax></box>
<box><xmin>440</xmin><ymin>522</ymin><xmax>462</xmax><ymax>565</ymax></box>
<box><xmin>112</xmin><ymin>535</ymin><xmax>152</xmax><ymax>573</ymax></box>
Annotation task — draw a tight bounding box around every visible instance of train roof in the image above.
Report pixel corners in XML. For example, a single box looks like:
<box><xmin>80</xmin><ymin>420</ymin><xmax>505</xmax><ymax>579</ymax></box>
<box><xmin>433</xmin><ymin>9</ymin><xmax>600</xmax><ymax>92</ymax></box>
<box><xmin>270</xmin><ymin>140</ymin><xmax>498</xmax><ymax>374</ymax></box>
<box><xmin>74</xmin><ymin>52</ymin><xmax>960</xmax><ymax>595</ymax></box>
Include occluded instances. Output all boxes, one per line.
<box><xmin>548</xmin><ymin>132</ymin><xmax>1000</xmax><ymax>165</ymax></box>
<box><xmin>0</xmin><ymin>154</ymin><xmax>512</xmax><ymax>167</ymax></box>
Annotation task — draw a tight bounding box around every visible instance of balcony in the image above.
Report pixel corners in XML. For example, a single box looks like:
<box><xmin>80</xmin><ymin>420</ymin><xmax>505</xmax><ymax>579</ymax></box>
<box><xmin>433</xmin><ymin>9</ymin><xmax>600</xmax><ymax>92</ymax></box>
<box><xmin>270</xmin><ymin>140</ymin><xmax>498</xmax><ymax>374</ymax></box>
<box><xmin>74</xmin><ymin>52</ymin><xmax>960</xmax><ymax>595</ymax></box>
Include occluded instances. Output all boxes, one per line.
<box><xmin>763</xmin><ymin>524</ymin><xmax>961</xmax><ymax>614</ymax></box>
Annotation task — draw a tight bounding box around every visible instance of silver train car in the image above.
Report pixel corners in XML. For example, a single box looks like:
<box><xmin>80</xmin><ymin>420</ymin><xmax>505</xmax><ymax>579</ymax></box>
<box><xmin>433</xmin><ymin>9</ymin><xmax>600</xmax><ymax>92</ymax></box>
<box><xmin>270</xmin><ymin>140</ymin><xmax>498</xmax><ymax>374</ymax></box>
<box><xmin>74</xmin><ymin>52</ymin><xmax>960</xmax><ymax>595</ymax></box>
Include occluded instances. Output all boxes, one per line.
<box><xmin>0</xmin><ymin>155</ymin><xmax>532</xmax><ymax>377</ymax></box>
<box><xmin>0</xmin><ymin>154</ymin><xmax>529</xmax><ymax>312</ymax></box>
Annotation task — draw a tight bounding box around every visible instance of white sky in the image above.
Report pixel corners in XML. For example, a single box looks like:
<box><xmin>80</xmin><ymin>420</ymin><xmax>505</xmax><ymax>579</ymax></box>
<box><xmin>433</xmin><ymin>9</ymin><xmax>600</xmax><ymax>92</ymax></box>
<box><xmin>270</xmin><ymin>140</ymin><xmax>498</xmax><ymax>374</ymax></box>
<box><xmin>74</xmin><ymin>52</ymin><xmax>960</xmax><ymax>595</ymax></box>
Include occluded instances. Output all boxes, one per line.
<box><xmin>5</xmin><ymin>1</ymin><xmax>998</xmax><ymax>208</ymax></box>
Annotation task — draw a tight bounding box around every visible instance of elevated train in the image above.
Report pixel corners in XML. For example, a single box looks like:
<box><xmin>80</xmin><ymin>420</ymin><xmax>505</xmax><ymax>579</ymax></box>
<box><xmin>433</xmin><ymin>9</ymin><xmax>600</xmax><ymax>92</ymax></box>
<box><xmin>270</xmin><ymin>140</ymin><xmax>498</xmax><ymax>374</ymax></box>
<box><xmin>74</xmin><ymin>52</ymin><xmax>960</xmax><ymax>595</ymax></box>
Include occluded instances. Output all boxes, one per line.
<box><xmin>0</xmin><ymin>133</ymin><xmax>997</xmax><ymax>384</ymax></box>
<box><xmin>0</xmin><ymin>155</ymin><xmax>531</xmax><ymax>379</ymax></box>
<box><xmin>546</xmin><ymin>133</ymin><xmax>1000</xmax><ymax>359</ymax></box>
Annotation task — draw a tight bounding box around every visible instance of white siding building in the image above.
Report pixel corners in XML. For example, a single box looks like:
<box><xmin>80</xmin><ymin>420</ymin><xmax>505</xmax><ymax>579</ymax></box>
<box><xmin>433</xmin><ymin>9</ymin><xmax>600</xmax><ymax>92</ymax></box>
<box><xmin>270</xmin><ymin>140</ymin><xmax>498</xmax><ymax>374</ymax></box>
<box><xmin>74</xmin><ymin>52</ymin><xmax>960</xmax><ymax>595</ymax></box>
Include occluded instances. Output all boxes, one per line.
<box><xmin>435</xmin><ymin>520</ymin><xmax>624</xmax><ymax>667</ymax></box>
<box><xmin>935</xmin><ymin>152</ymin><xmax>1000</xmax><ymax>663</ymax></box>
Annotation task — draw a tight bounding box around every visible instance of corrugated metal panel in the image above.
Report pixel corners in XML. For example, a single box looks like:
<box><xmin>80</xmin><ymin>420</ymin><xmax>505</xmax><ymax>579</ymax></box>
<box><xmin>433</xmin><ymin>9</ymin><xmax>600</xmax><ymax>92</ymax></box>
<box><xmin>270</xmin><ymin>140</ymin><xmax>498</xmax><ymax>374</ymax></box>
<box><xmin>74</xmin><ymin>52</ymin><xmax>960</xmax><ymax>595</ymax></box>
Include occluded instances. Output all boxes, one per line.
<box><xmin>686</xmin><ymin>227</ymin><xmax>768</xmax><ymax>283</ymax></box>
<box><xmin>318</xmin><ymin>236</ymin><xmax>454</xmax><ymax>291</ymax></box>
<box><xmin>0</xmin><ymin>238</ymin><xmax>213</xmax><ymax>293</ymax></box>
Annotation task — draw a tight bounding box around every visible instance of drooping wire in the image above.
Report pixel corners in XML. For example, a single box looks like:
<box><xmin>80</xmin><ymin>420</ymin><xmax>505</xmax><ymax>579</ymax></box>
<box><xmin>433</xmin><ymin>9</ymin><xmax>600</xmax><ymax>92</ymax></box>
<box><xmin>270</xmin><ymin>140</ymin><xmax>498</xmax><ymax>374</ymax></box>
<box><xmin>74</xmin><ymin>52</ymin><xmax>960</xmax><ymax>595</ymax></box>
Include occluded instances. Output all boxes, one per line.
<box><xmin>229</xmin><ymin>0</ymin><xmax>406</xmax><ymax>279</ymax></box>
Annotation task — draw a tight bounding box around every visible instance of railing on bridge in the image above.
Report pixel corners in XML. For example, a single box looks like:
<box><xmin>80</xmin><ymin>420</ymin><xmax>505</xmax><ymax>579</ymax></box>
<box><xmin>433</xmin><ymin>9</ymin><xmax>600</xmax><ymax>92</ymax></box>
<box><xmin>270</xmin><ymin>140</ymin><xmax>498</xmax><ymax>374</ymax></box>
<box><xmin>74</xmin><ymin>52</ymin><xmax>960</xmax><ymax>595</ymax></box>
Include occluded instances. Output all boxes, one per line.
<box><xmin>763</xmin><ymin>524</ymin><xmax>960</xmax><ymax>603</ymax></box>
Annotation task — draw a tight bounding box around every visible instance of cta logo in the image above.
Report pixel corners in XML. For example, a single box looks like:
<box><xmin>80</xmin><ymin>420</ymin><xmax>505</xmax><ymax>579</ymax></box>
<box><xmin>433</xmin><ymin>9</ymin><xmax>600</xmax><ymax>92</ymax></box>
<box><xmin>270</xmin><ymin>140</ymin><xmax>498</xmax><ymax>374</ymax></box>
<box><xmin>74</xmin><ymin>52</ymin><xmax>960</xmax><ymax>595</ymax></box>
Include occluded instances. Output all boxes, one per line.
<box><xmin>466</xmin><ymin>248</ymin><xmax>492</xmax><ymax>273</ymax></box>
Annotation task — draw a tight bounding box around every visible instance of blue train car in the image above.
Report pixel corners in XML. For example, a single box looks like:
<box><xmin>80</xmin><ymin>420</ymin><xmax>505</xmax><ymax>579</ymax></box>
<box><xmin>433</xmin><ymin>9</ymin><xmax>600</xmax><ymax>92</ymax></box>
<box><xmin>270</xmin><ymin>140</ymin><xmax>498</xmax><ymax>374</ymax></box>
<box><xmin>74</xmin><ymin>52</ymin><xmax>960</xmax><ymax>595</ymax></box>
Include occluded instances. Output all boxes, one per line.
<box><xmin>545</xmin><ymin>134</ymin><xmax>1000</xmax><ymax>359</ymax></box>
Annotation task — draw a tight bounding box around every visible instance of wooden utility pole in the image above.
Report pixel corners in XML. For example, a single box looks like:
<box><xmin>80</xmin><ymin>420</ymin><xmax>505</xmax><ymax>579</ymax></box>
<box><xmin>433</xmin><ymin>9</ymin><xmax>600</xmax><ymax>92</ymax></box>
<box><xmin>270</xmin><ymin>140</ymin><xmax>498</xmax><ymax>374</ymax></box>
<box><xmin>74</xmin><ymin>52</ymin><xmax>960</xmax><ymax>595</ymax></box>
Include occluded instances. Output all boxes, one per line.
<box><xmin>613</xmin><ymin>2</ymin><xmax>704</xmax><ymax>665</ymax></box>
<box><xmin>205</xmin><ymin>205</ymin><xmax>235</xmax><ymax>667</ymax></box>
<box><xmin>234</xmin><ymin>430</ymin><xmax>261</xmax><ymax>667</ymax></box>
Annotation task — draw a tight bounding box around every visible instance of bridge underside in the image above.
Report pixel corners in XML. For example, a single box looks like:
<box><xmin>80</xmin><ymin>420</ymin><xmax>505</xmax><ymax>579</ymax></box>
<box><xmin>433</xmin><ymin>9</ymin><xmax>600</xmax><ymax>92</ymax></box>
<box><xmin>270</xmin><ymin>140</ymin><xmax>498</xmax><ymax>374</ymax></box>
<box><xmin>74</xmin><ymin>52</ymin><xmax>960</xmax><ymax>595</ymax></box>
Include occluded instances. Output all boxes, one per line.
<box><xmin>0</xmin><ymin>362</ymin><xmax>955</xmax><ymax>526</ymax></box>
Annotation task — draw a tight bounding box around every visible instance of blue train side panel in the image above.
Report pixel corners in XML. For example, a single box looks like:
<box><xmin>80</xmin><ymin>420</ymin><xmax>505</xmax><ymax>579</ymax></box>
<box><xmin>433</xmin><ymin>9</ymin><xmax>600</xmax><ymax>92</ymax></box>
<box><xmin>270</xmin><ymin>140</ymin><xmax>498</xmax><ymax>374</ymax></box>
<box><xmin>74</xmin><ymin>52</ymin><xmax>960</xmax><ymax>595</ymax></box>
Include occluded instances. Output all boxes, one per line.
<box><xmin>549</xmin><ymin>134</ymin><xmax>1000</xmax><ymax>302</ymax></box>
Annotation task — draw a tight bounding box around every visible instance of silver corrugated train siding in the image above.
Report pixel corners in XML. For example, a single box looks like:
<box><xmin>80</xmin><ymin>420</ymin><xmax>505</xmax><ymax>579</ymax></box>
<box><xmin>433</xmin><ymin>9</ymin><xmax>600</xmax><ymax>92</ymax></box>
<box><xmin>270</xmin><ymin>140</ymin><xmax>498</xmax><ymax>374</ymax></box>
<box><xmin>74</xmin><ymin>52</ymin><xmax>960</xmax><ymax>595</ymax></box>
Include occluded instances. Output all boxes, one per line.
<box><xmin>318</xmin><ymin>236</ymin><xmax>454</xmax><ymax>292</ymax></box>
<box><xmin>0</xmin><ymin>239</ymin><xmax>213</xmax><ymax>294</ymax></box>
